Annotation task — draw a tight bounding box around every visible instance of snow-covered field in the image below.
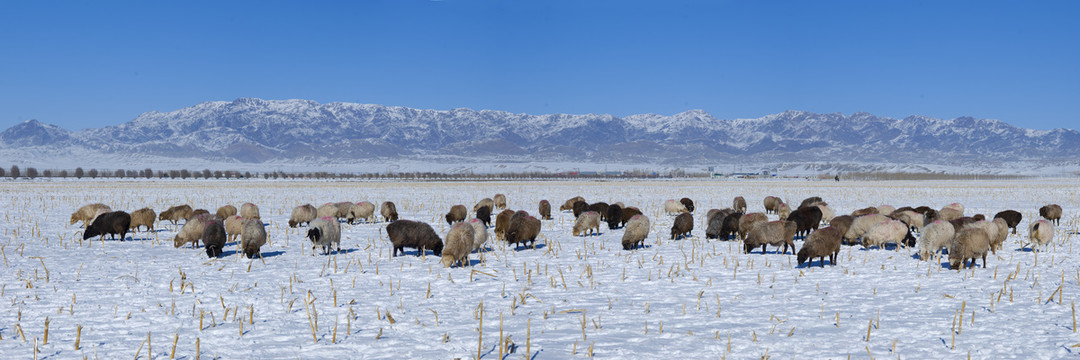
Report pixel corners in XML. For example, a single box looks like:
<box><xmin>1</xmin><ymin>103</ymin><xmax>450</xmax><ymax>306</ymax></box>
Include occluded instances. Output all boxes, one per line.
<box><xmin>0</xmin><ymin>178</ymin><xmax>1078</xmax><ymax>359</ymax></box>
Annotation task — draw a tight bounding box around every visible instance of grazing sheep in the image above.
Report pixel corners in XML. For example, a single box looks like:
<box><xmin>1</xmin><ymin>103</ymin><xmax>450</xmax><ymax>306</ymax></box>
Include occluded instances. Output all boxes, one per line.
<box><xmin>493</xmin><ymin>194</ymin><xmax>507</xmax><ymax>210</ymax></box>
<box><xmin>993</xmin><ymin>210</ymin><xmax>1023</xmax><ymax>234</ymax></box>
<box><xmin>777</xmin><ymin>203</ymin><xmax>792</xmax><ymax>221</ymax></box>
<box><xmin>381</xmin><ymin>201</ymin><xmax>399</xmax><ymax>222</ymax></box>
<box><xmin>620</xmin><ymin>207</ymin><xmax>643</xmax><ymax>227</ymax></box>
<box><xmin>317</xmin><ymin>203</ymin><xmax>339</xmax><ymax>219</ymax></box>
<box><xmin>83</xmin><ymin>211</ymin><xmax>131</xmax><ymax>242</ymax></box>
<box><xmin>744</xmin><ymin>220</ymin><xmax>797</xmax><ymax>255</ymax></box>
<box><xmin>589</xmin><ymin>202</ymin><xmax>609</xmax><ymax>221</ymax></box>
<box><xmin>307</xmin><ymin>217</ymin><xmax>342</xmax><ymax>255</ymax></box>
<box><xmin>572</xmin><ymin>201</ymin><xmax>589</xmax><ymax>218</ymax></box>
<box><xmin>816</xmin><ymin>204</ymin><xmax>835</xmax><ymax>224</ymax></box>
<box><xmin>733</xmin><ymin>196</ymin><xmax>747</xmax><ymax>213</ymax></box>
<box><xmin>386</xmin><ymin>219</ymin><xmax>442</xmax><ymax>256</ymax></box>
<box><xmin>799</xmin><ymin>196</ymin><xmax>824</xmax><ymax>209</ymax></box>
<box><xmin>572</xmin><ymin>211</ymin><xmax>601</xmax><ymax>236</ymax></box>
<box><xmin>829</xmin><ymin>215</ymin><xmax>854</xmax><ymax>244</ymax></box>
<box><xmin>917</xmin><ymin>220</ymin><xmax>956</xmax><ymax>260</ymax></box>
<box><xmin>861</xmin><ymin>220</ymin><xmax>915</xmax><ymax>249</ymax></box>
<box><xmin>441</xmin><ymin>222</ymin><xmax>474</xmax><ymax>267</ymax></box>
<box><xmin>334</xmin><ymin>202</ymin><xmax>353</xmax><ymax>218</ymax></box>
<box><xmin>965</xmin><ymin>220</ymin><xmax>1002</xmax><ymax>254</ymax></box>
<box><xmin>845</xmin><ymin>214</ymin><xmax>888</xmax><ymax>244</ymax></box>
<box><xmin>664</xmin><ymin>199</ymin><xmax>689</xmax><ymax>216</ymax></box>
<box><xmin>468</xmin><ymin>218</ymin><xmax>488</xmax><ymax>252</ymax></box>
<box><xmin>622</xmin><ymin>215</ymin><xmax>650</xmax><ymax>250</ymax></box>
<box><xmin>71</xmin><ymin>203</ymin><xmax>112</xmax><ymax>227</ymax></box>
<box><xmin>346</xmin><ymin>201</ymin><xmax>376</xmax><ymax>224</ymax></box>
<box><xmin>851</xmin><ymin>207</ymin><xmax>878</xmax><ymax>217</ymax></box>
<box><xmin>494</xmin><ymin>209</ymin><xmax>515</xmax><ymax>240</ymax></box>
<box><xmin>289</xmin><ymin>204</ymin><xmax>318</xmax><ymax>227</ymax></box>
<box><xmin>159</xmin><ymin>205</ymin><xmax>193</xmax><ymax>226</ymax></box>
<box><xmin>763</xmin><ymin>196</ymin><xmax>782</xmax><ymax>214</ymax></box>
<box><xmin>173</xmin><ymin>213</ymin><xmax>218</xmax><ymax>248</ymax></box>
<box><xmin>991</xmin><ymin>218</ymin><xmax>1009</xmax><ymax>253</ymax></box>
<box><xmin>445</xmin><ymin>204</ymin><xmax>467</xmax><ymax>225</ymax></box>
<box><xmin>708</xmin><ymin>209</ymin><xmax>735</xmax><ymax>224</ymax></box>
<box><xmin>240</xmin><ymin>203</ymin><xmax>261</xmax><ymax>220</ymax></box>
<box><xmin>190</xmin><ymin>209</ymin><xmax>210</xmax><ymax>219</ymax></box>
<box><xmin>890</xmin><ymin>210</ymin><xmax>924</xmax><ymax>231</ymax></box>
<box><xmin>787</xmin><ymin>206</ymin><xmax>823</xmax><ymax>239</ymax></box>
<box><xmin>476</xmin><ymin>205</ymin><xmax>492</xmax><ymax>227</ymax></box>
<box><xmin>950</xmin><ymin>227</ymin><xmax>989</xmax><ymax>270</ymax></box>
<box><xmin>560</xmin><ymin>196</ymin><xmax>586</xmax><ymax>211</ymax></box>
<box><xmin>938</xmin><ymin>207</ymin><xmax>964</xmax><ymax>222</ymax></box>
<box><xmin>215</xmin><ymin>205</ymin><xmax>237</xmax><ymax>220</ymax></box>
<box><xmin>129</xmin><ymin>207</ymin><xmax>156</xmax><ymax>233</ymax></box>
<box><xmin>720</xmin><ymin>212</ymin><xmax>743</xmax><ymax>240</ymax></box>
<box><xmin>670</xmin><ymin>212</ymin><xmax>693</xmax><ymax>239</ymax></box>
<box><xmin>1039</xmin><ymin>204</ymin><xmax>1063</xmax><ymax>225</ymax></box>
<box><xmin>875</xmin><ymin>205</ymin><xmax>896</xmax><ymax>216</ymax></box>
<box><xmin>679</xmin><ymin>197</ymin><xmax>695</xmax><ymax>213</ymax></box>
<box><xmin>705</xmin><ymin>211</ymin><xmax>726</xmax><ymax>239</ymax></box>
<box><xmin>606</xmin><ymin>204</ymin><xmax>623</xmax><ymax>229</ymax></box>
<box><xmin>539</xmin><ymin>200</ymin><xmax>552</xmax><ymax>220</ymax></box>
<box><xmin>224</xmin><ymin>215</ymin><xmax>244</xmax><ymax>243</ymax></box>
<box><xmin>1028</xmin><ymin>219</ymin><xmax>1056</xmax><ymax>251</ymax></box>
<box><xmin>706</xmin><ymin>209</ymin><xmax>722</xmax><ymax>225</ymax></box>
<box><xmin>241</xmin><ymin>218</ymin><xmax>267</xmax><ymax>259</ymax></box>
<box><xmin>202</xmin><ymin>220</ymin><xmax>227</xmax><ymax>258</ymax></box>
<box><xmin>738</xmin><ymin>212</ymin><xmax>768</xmax><ymax>240</ymax></box>
<box><xmin>474</xmin><ymin>198</ymin><xmax>494</xmax><ymax>213</ymax></box>
<box><xmin>797</xmin><ymin>227</ymin><xmax>842</xmax><ymax>267</ymax></box>
<box><xmin>505</xmin><ymin>215</ymin><xmax>542</xmax><ymax>250</ymax></box>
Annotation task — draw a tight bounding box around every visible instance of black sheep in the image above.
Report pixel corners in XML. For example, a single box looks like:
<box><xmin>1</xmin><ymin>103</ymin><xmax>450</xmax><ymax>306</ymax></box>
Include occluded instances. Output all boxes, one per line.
<box><xmin>202</xmin><ymin>221</ymin><xmax>226</xmax><ymax>258</ymax></box>
<box><xmin>720</xmin><ymin>212</ymin><xmax>743</xmax><ymax>240</ymax></box>
<box><xmin>83</xmin><ymin>211</ymin><xmax>131</xmax><ymax>242</ymax></box>
<box><xmin>993</xmin><ymin>210</ymin><xmax>1023</xmax><ymax>234</ymax></box>
<box><xmin>386</xmin><ymin>220</ymin><xmax>443</xmax><ymax>256</ymax></box>
<box><xmin>679</xmin><ymin>198</ymin><xmax>695</xmax><ymax>213</ymax></box>
<box><xmin>476</xmin><ymin>205</ymin><xmax>492</xmax><ymax>228</ymax></box>
<box><xmin>589</xmin><ymin>202</ymin><xmax>609</xmax><ymax>221</ymax></box>
<box><xmin>671</xmin><ymin>212</ymin><xmax>693</xmax><ymax>240</ymax></box>
<box><xmin>787</xmin><ymin>206</ymin><xmax>823</xmax><ymax>239</ymax></box>
<box><xmin>606</xmin><ymin>204</ymin><xmax>623</xmax><ymax>229</ymax></box>
<box><xmin>572</xmin><ymin>201</ymin><xmax>589</xmax><ymax>218</ymax></box>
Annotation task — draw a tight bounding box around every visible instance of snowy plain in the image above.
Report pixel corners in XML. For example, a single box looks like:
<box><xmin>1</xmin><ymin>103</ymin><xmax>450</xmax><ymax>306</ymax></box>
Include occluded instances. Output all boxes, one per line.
<box><xmin>0</xmin><ymin>178</ymin><xmax>1078</xmax><ymax>359</ymax></box>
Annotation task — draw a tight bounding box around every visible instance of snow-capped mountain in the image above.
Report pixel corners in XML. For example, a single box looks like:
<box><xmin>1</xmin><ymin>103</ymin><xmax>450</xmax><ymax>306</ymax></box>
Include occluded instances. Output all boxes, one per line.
<box><xmin>2</xmin><ymin>98</ymin><xmax>1078</xmax><ymax>167</ymax></box>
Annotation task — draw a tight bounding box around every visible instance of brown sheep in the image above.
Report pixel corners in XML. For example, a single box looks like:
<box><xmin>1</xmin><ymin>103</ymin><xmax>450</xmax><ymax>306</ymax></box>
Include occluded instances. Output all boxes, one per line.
<box><xmin>620</xmin><ymin>207</ymin><xmax>643</xmax><ymax>227</ymax></box>
<box><xmin>829</xmin><ymin>215</ymin><xmax>854</xmax><ymax>244</ymax></box>
<box><xmin>474</xmin><ymin>198</ymin><xmax>494</xmax><ymax>212</ymax></box>
<box><xmin>71</xmin><ymin>203</ymin><xmax>112</xmax><ymax>227</ymax></box>
<box><xmin>539</xmin><ymin>200</ymin><xmax>552</xmax><ymax>220</ymax></box>
<box><xmin>505</xmin><ymin>215</ymin><xmax>541</xmax><ymax>250</ymax></box>
<box><xmin>216</xmin><ymin>205</ymin><xmax>237</xmax><ymax>220</ymax></box>
<box><xmin>493</xmin><ymin>193</ymin><xmax>507</xmax><ymax>210</ymax></box>
<box><xmin>738</xmin><ymin>212</ymin><xmax>768</xmax><ymax>240</ymax></box>
<box><xmin>159</xmin><ymin>204</ymin><xmax>193</xmax><ymax>226</ymax></box>
<box><xmin>381</xmin><ymin>201</ymin><xmax>398</xmax><ymax>222</ymax></box>
<box><xmin>1040</xmin><ymin>204</ymin><xmax>1063</xmax><ymax>225</ymax></box>
<box><xmin>679</xmin><ymin>197</ymin><xmax>695</xmax><ymax>213</ymax></box>
<box><xmin>494</xmin><ymin>209</ymin><xmax>515</xmax><ymax>240</ymax></box>
<box><xmin>949</xmin><ymin>227</ymin><xmax>989</xmax><ymax>270</ymax></box>
<box><xmin>851</xmin><ymin>207</ymin><xmax>878</xmax><ymax>217</ymax></box>
<box><xmin>733</xmin><ymin>196</ymin><xmax>747</xmax><ymax>213</ymax></box>
<box><xmin>572</xmin><ymin>201</ymin><xmax>589</xmax><ymax>218</ymax></box>
<box><xmin>589</xmin><ymin>202</ymin><xmax>609</xmax><ymax>221</ymax></box>
<box><xmin>763</xmin><ymin>196</ymin><xmax>783</xmax><ymax>214</ymax></box>
<box><xmin>445</xmin><ymin>204</ymin><xmax>467</xmax><ymax>225</ymax></box>
<box><xmin>129</xmin><ymin>207</ymin><xmax>156</xmax><ymax>233</ymax></box>
<box><xmin>560</xmin><ymin>196</ymin><xmax>586</xmax><ymax>211</ymax></box>
<box><xmin>798</xmin><ymin>227</ymin><xmax>842</xmax><ymax>267</ymax></box>
<box><xmin>190</xmin><ymin>209</ymin><xmax>210</xmax><ymax>219</ymax></box>
<box><xmin>744</xmin><ymin>220</ymin><xmax>797</xmax><ymax>255</ymax></box>
<box><xmin>670</xmin><ymin>212</ymin><xmax>693</xmax><ymax>239</ymax></box>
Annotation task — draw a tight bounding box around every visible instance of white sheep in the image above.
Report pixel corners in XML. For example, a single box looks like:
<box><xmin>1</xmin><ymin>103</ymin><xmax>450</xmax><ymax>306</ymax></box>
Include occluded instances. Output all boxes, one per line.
<box><xmin>917</xmin><ymin>220</ymin><xmax>955</xmax><ymax>260</ymax></box>
<box><xmin>467</xmin><ymin>218</ymin><xmax>488</xmax><ymax>253</ymax></box>
<box><xmin>241</xmin><ymin>218</ymin><xmax>267</xmax><ymax>259</ymax></box>
<box><xmin>224</xmin><ymin>215</ymin><xmax>244</xmax><ymax>243</ymax></box>
<box><xmin>173</xmin><ymin>213</ymin><xmax>219</xmax><ymax>248</ymax></box>
<box><xmin>663</xmin><ymin>199</ymin><xmax>688</xmax><ymax>215</ymax></box>
<box><xmin>307</xmin><ymin>217</ymin><xmax>342</xmax><ymax>255</ymax></box>
<box><xmin>777</xmin><ymin>203</ymin><xmax>791</xmax><ymax>221</ymax></box>
<box><xmin>317</xmin><ymin>203</ymin><xmax>339</xmax><ymax>219</ymax></box>
<box><xmin>572</xmin><ymin>211</ymin><xmax>601</xmax><ymax>236</ymax></box>
<box><xmin>240</xmin><ymin>203</ymin><xmax>261</xmax><ymax>220</ymax></box>
<box><xmin>964</xmin><ymin>220</ymin><xmax>1001</xmax><ymax>255</ymax></box>
<box><xmin>440</xmin><ymin>222</ymin><xmax>474</xmax><ymax>267</ymax></box>
<box><xmin>950</xmin><ymin>227</ymin><xmax>989</xmax><ymax>269</ymax></box>
<box><xmin>1027</xmin><ymin>219</ymin><xmax>1055</xmax><ymax>251</ymax></box>
<box><xmin>289</xmin><ymin>204</ymin><xmax>317</xmax><ymax>228</ymax></box>
<box><xmin>890</xmin><ymin>210</ymin><xmax>924</xmax><ymax>231</ymax></box>
<box><xmin>861</xmin><ymin>219</ymin><xmax>912</xmax><ymax>249</ymax></box>
<box><xmin>844</xmin><ymin>214</ymin><xmax>888</xmax><ymax>243</ymax></box>
<box><xmin>347</xmin><ymin>201</ymin><xmax>376</xmax><ymax>224</ymax></box>
<box><xmin>816</xmin><ymin>204</ymin><xmax>835</xmax><ymax>224</ymax></box>
<box><xmin>875</xmin><ymin>205</ymin><xmax>896</xmax><ymax>216</ymax></box>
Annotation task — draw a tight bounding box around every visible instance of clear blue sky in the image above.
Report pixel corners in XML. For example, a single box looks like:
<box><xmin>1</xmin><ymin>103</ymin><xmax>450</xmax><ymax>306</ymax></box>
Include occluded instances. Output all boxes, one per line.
<box><xmin>1</xmin><ymin>1</ymin><xmax>1077</xmax><ymax>131</ymax></box>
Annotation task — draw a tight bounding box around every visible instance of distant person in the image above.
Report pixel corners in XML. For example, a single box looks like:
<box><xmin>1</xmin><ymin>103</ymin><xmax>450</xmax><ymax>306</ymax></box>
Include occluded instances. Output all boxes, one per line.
<box><xmin>834</xmin><ymin>175</ymin><xmax>840</xmax><ymax>182</ymax></box>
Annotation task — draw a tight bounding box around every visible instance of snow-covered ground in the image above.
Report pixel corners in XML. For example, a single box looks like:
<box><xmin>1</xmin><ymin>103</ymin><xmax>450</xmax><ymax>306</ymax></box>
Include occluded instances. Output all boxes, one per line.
<box><xmin>0</xmin><ymin>178</ymin><xmax>1077</xmax><ymax>359</ymax></box>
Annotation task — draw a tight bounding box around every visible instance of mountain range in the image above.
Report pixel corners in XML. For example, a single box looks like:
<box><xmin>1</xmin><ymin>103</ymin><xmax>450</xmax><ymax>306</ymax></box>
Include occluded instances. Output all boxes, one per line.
<box><xmin>2</xmin><ymin>98</ymin><xmax>1077</xmax><ymax>169</ymax></box>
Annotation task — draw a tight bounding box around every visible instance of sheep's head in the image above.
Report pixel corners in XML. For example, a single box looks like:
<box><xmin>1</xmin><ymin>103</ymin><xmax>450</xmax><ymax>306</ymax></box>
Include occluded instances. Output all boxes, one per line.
<box><xmin>949</xmin><ymin>257</ymin><xmax>963</xmax><ymax>270</ymax></box>
<box><xmin>431</xmin><ymin>241</ymin><xmax>443</xmax><ymax>256</ymax></box>
<box><xmin>82</xmin><ymin>226</ymin><xmax>99</xmax><ymax>240</ymax></box>
<box><xmin>902</xmin><ymin>230</ymin><xmax>917</xmax><ymax>247</ymax></box>
<box><xmin>796</xmin><ymin>248</ymin><xmax>810</xmax><ymax>265</ymax></box>
<box><xmin>288</xmin><ymin>219</ymin><xmax>298</xmax><ymax>228</ymax></box>
<box><xmin>743</xmin><ymin>241</ymin><xmax>755</xmax><ymax>254</ymax></box>
<box><xmin>445</xmin><ymin>214</ymin><xmax>454</xmax><ymax>225</ymax></box>
<box><xmin>307</xmin><ymin>228</ymin><xmax>322</xmax><ymax>243</ymax></box>
<box><xmin>206</xmin><ymin>244</ymin><xmax>221</xmax><ymax>258</ymax></box>
<box><xmin>173</xmin><ymin>234</ymin><xmax>187</xmax><ymax>248</ymax></box>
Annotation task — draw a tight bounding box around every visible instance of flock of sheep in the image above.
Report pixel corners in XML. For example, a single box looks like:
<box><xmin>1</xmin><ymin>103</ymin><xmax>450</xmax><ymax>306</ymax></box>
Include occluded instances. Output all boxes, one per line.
<box><xmin>69</xmin><ymin>192</ymin><xmax>1064</xmax><ymax>271</ymax></box>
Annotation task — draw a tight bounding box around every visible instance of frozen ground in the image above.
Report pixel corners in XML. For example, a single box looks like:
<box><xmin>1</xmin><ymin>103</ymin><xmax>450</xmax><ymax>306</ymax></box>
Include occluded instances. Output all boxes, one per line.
<box><xmin>0</xmin><ymin>178</ymin><xmax>1078</xmax><ymax>359</ymax></box>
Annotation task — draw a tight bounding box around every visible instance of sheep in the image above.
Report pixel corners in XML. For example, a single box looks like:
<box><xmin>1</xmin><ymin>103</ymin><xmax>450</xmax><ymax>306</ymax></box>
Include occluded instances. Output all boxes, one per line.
<box><xmin>622</xmin><ymin>215</ymin><xmax>650</xmax><ymax>250</ymax></box>
<box><xmin>917</xmin><ymin>220</ymin><xmax>956</xmax><ymax>260</ymax></box>
<box><xmin>706</xmin><ymin>211</ymin><xmax>740</xmax><ymax>240</ymax></box>
<box><xmin>738</xmin><ymin>212</ymin><xmax>768</xmax><ymax>240</ymax></box>
<box><xmin>572</xmin><ymin>201</ymin><xmax>589</xmax><ymax>218</ymax></box>
<box><xmin>129</xmin><ymin>207</ymin><xmax>156</xmax><ymax>233</ymax></box>
<box><xmin>334</xmin><ymin>202</ymin><xmax>353</xmax><ymax>218</ymax></box>
<box><xmin>83</xmin><ymin>211</ymin><xmax>131</xmax><ymax>242</ymax></box>
<box><xmin>317</xmin><ymin>203</ymin><xmax>339</xmax><ymax>219</ymax></box>
<box><xmin>797</xmin><ymin>227</ymin><xmax>842</xmax><ymax>267</ymax></box>
<box><xmin>494</xmin><ymin>209</ymin><xmax>515</xmax><ymax>240</ymax></box>
<box><xmin>307</xmin><ymin>217</ymin><xmax>342</xmax><ymax>255</ymax></box>
<box><xmin>620</xmin><ymin>207</ymin><xmax>643</xmax><ymax>227</ymax></box>
<box><xmin>381</xmin><ymin>201</ymin><xmax>399</xmax><ymax>222</ymax></box>
<box><xmin>1039</xmin><ymin>204</ymin><xmax>1063</xmax><ymax>225</ymax></box>
<box><xmin>474</xmin><ymin>198</ymin><xmax>494</xmax><ymax>213</ymax></box>
<box><xmin>861</xmin><ymin>220</ymin><xmax>915</xmax><ymax>249</ymax></box>
<box><xmin>1028</xmin><ymin>219</ymin><xmax>1056</xmax><ymax>251</ymax></box>
<box><xmin>572</xmin><ymin>211</ymin><xmax>601</xmax><ymax>236</ymax></box>
<box><xmin>664</xmin><ymin>199</ymin><xmax>688</xmax><ymax>216</ymax></box>
<box><xmin>468</xmin><ymin>218</ymin><xmax>488</xmax><ymax>252</ymax></box>
<box><xmin>706</xmin><ymin>209</ymin><xmax>722</xmax><ymax>225</ymax></box>
<box><xmin>943</xmin><ymin>202</ymin><xmax>965</xmax><ymax>215</ymax></box>
<box><xmin>744</xmin><ymin>220</ymin><xmax>797</xmax><ymax>255</ymax></box>
<box><xmin>670</xmin><ymin>212</ymin><xmax>693</xmax><ymax>239</ymax></box>
<box><xmin>965</xmin><ymin>220</ymin><xmax>1001</xmax><ymax>254</ymax></box>
<box><xmin>589</xmin><ymin>202</ymin><xmax>609</xmax><ymax>221</ymax></box>
<box><xmin>202</xmin><ymin>220</ymin><xmax>227</xmax><ymax>258</ymax></box>
<box><xmin>938</xmin><ymin>206</ymin><xmax>963</xmax><ymax>222</ymax></box>
<box><xmin>606</xmin><ymin>204</ymin><xmax>623</xmax><ymax>229</ymax></box>
<box><xmin>921</xmin><ymin>208</ymin><xmax>940</xmax><ymax>224</ymax></box>
<box><xmin>949</xmin><ymin>227</ymin><xmax>989</xmax><ymax>269</ymax></box>
<box><xmin>705</xmin><ymin>211</ymin><xmax>726</xmax><ymax>239</ymax></box>
<box><xmin>216</xmin><ymin>205</ymin><xmax>237</xmax><ymax>220</ymax></box>
<box><xmin>720</xmin><ymin>212</ymin><xmax>743</xmax><ymax>240</ymax></box>
<box><xmin>816</xmin><ymin>204</ymin><xmax>835</xmax><ymax>224</ymax></box>
<box><xmin>889</xmin><ymin>210</ymin><xmax>924</xmax><ymax>231</ymax></box>
<box><xmin>972</xmin><ymin>214</ymin><xmax>987</xmax><ymax>221</ymax></box>
<box><xmin>240</xmin><ymin>203</ymin><xmax>261</xmax><ymax>220</ymax></box>
<box><xmin>560</xmin><ymin>196</ymin><xmax>586</xmax><ymax>211</ymax></box>
<box><xmin>799</xmin><ymin>196</ymin><xmax>824</xmax><ymax>209</ymax></box>
<box><xmin>787</xmin><ymin>206</ymin><xmax>822</xmax><ymax>239</ymax></box>
<box><xmin>851</xmin><ymin>207</ymin><xmax>878</xmax><ymax>217</ymax></box>
<box><xmin>289</xmin><ymin>204</ymin><xmax>318</xmax><ymax>227</ymax></box>
<box><xmin>505</xmin><ymin>215</ymin><xmax>542</xmax><ymax>250</ymax></box>
<box><xmin>159</xmin><ymin>204</ymin><xmax>193</xmax><ymax>226</ymax></box>
<box><xmin>763</xmin><ymin>196</ymin><xmax>782</xmax><ymax>214</ymax></box>
<box><xmin>991</xmin><ymin>218</ymin><xmax>1008</xmax><ymax>253</ymax></box>
<box><xmin>346</xmin><ymin>201</ymin><xmax>376</xmax><ymax>224</ymax></box>
<box><xmin>875</xmin><ymin>205</ymin><xmax>896</xmax><ymax>216</ymax></box>
<box><xmin>493</xmin><ymin>193</ymin><xmax>507</xmax><ymax>210</ymax></box>
<box><xmin>385</xmin><ymin>219</ymin><xmax>442</xmax><ymax>256</ymax></box>
<box><xmin>539</xmin><ymin>200</ymin><xmax>552</xmax><ymax>220</ymax></box>
<box><xmin>679</xmin><ymin>197</ymin><xmax>695</xmax><ymax>213</ymax></box>
<box><xmin>476</xmin><ymin>205</ymin><xmax>492</xmax><ymax>227</ymax></box>
<box><xmin>190</xmin><ymin>209</ymin><xmax>210</xmax><ymax>219</ymax></box>
<box><xmin>948</xmin><ymin>217</ymin><xmax>978</xmax><ymax>233</ymax></box>
<box><xmin>829</xmin><ymin>215</ymin><xmax>854</xmax><ymax>244</ymax></box>
<box><xmin>224</xmin><ymin>215</ymin><xmax>244</xmax><ymax>243</ymax></box>
<box><xmin>71</xmin><ymin>203</ymin><xmax>112</xmax><ymax>227</ymax></box>
<box><xmin>440</xmin><ymin>222</ymin><xmax>474</xmax><ymax>267</ymax></box>
<box><xmin>445</xmin><ymin>204</ymin><xmax>467</xmax><ymax>225</ymax></box>
<box><xmin>844</xmin><ymin>214</ymin><xmax>888</xmax><ymax>244</ymax></box>
<box><xmin>173</xmin><ymin>213</ymin><xmax>218</xmax><ymax>248</ymax></box>
<box><xmin>777</xmin><ymin>203</ymin><xmax>791</xmax><ymax>221</ymax></box>
<box><xmin>708</xmin><ymin>208</ymin><xmax>734</xmax><ymax>224</ymax></box>
<box><xmin>241</xmin><ymin>218</ymin><xmax>267</xmax><ymax>259</ymax></box>
<box><xmin>993</xmin><ymin>210</ymin><xmax>1023</xmax><ymax>234</ymax></box>
<box><xmin>733</xmin><ymin>196</ymin><xmax>747</xmax><ymax>213</ymax></box>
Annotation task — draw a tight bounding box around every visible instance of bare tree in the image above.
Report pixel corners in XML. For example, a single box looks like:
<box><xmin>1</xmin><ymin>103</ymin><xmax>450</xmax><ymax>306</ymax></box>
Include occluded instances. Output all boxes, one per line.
<box><xmin>10</xmin><ymin>165</ymin><xmax>20</xmax><ymax>179</ymax></box>
<box><xmin>74</xmin><ymin>167</ymin><xmax>84</xmax><ymax>178</ymax></box>
<box><xmin>87</xmin><ymin>169</ymin><xmax>98</xmax><ymax>178</ymax></box>
<box><xmin>25</xmin><ymin>167</ymin><xmax>38</xmax><ymax>179</ymax></box>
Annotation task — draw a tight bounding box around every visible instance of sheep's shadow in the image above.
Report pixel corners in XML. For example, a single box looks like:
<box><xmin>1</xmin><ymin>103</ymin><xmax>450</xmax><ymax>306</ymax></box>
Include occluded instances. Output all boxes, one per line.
<box><xmin>1014</xmin><ymin>247</ymin><xmax>1035</xmax><ymax>253</ymax></box>
<box><xmin>795</xmin><ymin>260</ymin><xmax>837</xmax><ymax>268</ymax></box>
<box><xmin>395</xmin><ymin>249</ymin><xmax>439</xmax><ymax>257</ymax></box>
<box><xmin>625</xmin><ymin>244</ymin><xmax>653</xmax><ymax>250</ymax></box>
<box><xmin>857</xmin><ymin>243</ymin><xmax>911</xmax><ymax>251</ymax></box>
<box><xmin>217</xmin><ymin>250</ymin><xmax>238</xmax><ymax>257</ymax></box>
<box><xmin>258</xmin><ymin>251</ymin><xmax>285</xmax><ymax>258</ymax></box>
<box><xmin>939</xmin><ymin>261</ymin><xmax>985</xmax><ymax>269</ymax></box>
<box><xmin>333</xmin><ymin>248</ymin><xmax>358</xmax><ymax>255</ymax></box>
<box><xmin>510</xmin><ymin>243</ymin><xmax>546</xmax><ymax>252</ymax></box>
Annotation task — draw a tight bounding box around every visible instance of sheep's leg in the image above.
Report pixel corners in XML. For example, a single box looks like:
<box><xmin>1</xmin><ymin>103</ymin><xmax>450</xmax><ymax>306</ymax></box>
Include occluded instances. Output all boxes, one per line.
<box><xmin>760</xmin><ymin>244</ymin><xmax>767</xmax><ymax>254</ymax></box>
